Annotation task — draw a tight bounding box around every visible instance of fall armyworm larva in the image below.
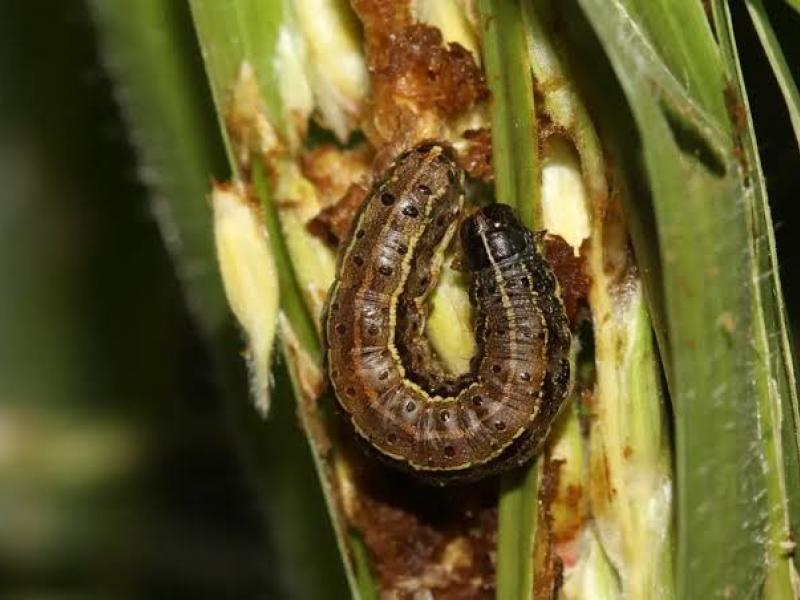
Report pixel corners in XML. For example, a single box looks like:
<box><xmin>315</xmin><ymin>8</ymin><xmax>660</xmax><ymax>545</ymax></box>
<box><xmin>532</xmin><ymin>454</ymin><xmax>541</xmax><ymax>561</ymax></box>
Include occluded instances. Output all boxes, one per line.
<box><xmin>325</xmin><ymin>141</ymin><xmax>571</xmax><ymax>484</ymax></box>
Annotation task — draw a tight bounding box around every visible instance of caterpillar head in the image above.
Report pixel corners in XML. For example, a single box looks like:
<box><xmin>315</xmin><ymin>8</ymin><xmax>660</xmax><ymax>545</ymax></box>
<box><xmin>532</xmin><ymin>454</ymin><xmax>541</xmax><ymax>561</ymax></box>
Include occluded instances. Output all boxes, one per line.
<box><xmin>460</xmin><ymin>204</ymin><xmax>532</xmax><ymax>271</ymax></box>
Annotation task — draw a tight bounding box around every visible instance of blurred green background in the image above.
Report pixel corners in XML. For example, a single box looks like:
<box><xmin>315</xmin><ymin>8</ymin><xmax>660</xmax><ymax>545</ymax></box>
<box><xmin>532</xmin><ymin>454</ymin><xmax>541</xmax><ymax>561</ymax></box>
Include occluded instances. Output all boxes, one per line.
<box><xmin>0</xmin><ymin>1</ymin><xmax>796</xmax><ymax>598</ymax></box>
<box><xmin>0</xmin><ymin>1</ymin><xmax>283</xmax><ymax>597</ymax></box>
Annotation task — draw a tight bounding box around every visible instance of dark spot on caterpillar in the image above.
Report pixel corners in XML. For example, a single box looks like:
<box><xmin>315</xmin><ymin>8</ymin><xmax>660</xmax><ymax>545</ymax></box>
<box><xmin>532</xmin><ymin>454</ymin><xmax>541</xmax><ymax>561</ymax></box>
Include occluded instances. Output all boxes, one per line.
<box><xmin>381</xmin><ymin>192</ymin><xmax>395</xmax><ymax>206</ymax></box>
<box><xmin>520</xmin><ymin>276</ymin><xmax>530</xmax><ymax>287</ymax></box>
<box><xmin>444</xmin><ymin>445</ymin><xmax>456</xmax><ymax>458</ymax></box>
<box><xmin>378</xmin><ymin>370</ymin><xmax>389</xmax><ymax>380</ymax></box>
<box><xmin>331</xmin><ymin>369</ymin><xmax>339</xmax><ymax>378</ymax></box>
<box><xmin>492</xmin><ymin>364</ymin><xmax>502</xmax><ymax>374</ymax></box>
<box><xmin>405</xmin><ymin>401</ymin><xmax>417</xmax><ymax>412</ymax></box>
<box><xmin>387</xmin><ymin>432</ymin><xmax>397</xmax><ymax>444</ymax></box>
<box><xmin>402</xmin><ymin>205</ymin><xmax>419</xmax><ymax>218</ymax></box>
<box><xmin>368</xmin><ymin>325</ymin><xmax>379</xmax><ymax>335</ymax></box>
<box><xmin>520</xmin><ymin>372</ymin><xmax>531</xmax><ymax>382</ymax></box>
<box><xmin>494</xmin><ymin>420</ymin><xmax>506</xmax><ymax>431</ymax></box>
<box><xmin>346</xmin><ymin>387</ymin><xmax>356</xmax><ymax>397</ymax></box>
<box><xmin>379</xmin><ymin>265</ymin><xmax>393</xmax><ymax>276</ymax></box>
<box><xmin>353</xmin><ymin>255</ymin><xmax>364</xmax><ymax>266</ymax></box>
<box><xmin>419</xmin><ymin>276</ymin><xmax>429</xmax><ymax>290</ymax></box>
<box><xmin>336</xmin><ymin>323</ymin><xmax>346</xmax><ymax>335</ymax></box>
<box><xmin>439</xmin><ymin>410</ymin><xmax>450</xmax><ymax>423</ymax></box>
<box><xmin>397</xmin><ymin>243</ymin><xmax>408</xmax><ymax>255</ymax></box>
<box><xmin>472</xmin><ymin>395</ymin><xmax>483</xmax><ymax>407</ymax></box>
<box><xmin>555</xmin><ymin>359</ymin><xmax>571</xmax><ymax>387</ymax></box>
<box><xmin>356</xmin><ymin>229</ymin><xmax>365</xmax><ymax>239</ymax></box>
<box><xmin>447</xmin><ymin>170</ymin><xmax>457</xmax><ymax>183</ymax></box>
<box><xmin>535</xmin><ymin>275</ymin><xmax>554</xmax><ymax>294</ymax></box>
<box><xmin>418</xmin><ymin>184</ymin><xmax>432</xmax><ymax>196</ymax></box>
<box><xmin>519</xmin><ymin>326</ymin><xmax>531</xmax><ymax>338</ymax></box>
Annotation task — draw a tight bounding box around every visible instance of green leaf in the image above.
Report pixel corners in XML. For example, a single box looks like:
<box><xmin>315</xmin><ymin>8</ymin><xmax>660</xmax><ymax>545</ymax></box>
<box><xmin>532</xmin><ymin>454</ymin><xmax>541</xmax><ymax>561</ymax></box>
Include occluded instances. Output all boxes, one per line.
<box><xmin>712</xmin><ymin>2</ymin><xmax>800</xmax><ymax>593</ymax></box>
<box><xmin>574</xmin><ymin>0</ymin><xmax>786</xmax><ymax>596</ymax></box>
<box><xmin>745</xmin><ymin>0</ymin><xmax>800</xmax><ymax>155</ymax></box>
<box><xmin>189</xmin><ymin>0</ymin><xmax>286</xmax><ymax>163</ymax></box>
<box><xmin>611</xmin><ymin>0</ymin><xmax>730</xmax><ymax>126</ymax></box>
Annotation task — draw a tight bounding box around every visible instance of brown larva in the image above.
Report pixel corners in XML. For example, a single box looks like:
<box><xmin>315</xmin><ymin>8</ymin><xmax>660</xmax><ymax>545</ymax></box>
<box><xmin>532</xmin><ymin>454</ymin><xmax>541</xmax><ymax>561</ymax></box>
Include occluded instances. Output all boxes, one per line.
<box><xmin>324</xmin><ymin>141</ymin><xmax>571</xmax><ymax>484</ymax></box>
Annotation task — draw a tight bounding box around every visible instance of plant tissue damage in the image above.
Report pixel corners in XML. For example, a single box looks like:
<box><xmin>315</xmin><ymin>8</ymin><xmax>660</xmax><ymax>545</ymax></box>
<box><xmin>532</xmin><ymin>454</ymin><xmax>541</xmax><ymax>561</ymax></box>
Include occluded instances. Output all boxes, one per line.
<box><xmin>220</xmin><ymin>0</ymin><xmax>595</xmax><ymax>597</ymax></box>
<box><xmin>315</xmin><ymin>3</ymin><xmax>511</xmax><ymax>594</ymax></box>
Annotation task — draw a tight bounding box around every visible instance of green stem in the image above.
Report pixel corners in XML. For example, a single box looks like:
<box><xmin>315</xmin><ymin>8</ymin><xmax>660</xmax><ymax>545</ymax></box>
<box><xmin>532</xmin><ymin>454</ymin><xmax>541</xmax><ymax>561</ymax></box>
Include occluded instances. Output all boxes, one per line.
<box><xmin>477</xmin><ymin>0</ymin><xmax>539</xmax><ymax>230</ymax></box>
<box><xmin>478</xmin><ymin>1</ymin><xmax>542</xmax><ymax>598</ymax></box>
<box><xmin>251</xmin><ymin>162</ymin><xmax>322</xmax><ymax>362</ymax></box>
<box><xmin>497</xmin><ymin>464</ymin><xmax>539</xmax><ymax>600</ymax></box>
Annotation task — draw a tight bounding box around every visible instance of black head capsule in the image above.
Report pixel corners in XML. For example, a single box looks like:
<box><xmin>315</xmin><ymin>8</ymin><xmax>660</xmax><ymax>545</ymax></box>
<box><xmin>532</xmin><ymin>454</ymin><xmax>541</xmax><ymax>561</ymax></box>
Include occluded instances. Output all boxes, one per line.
<box><xmin>460</xmin><ymin>204</ymin><xmax>533</xmax><ymax>271</ymax></box>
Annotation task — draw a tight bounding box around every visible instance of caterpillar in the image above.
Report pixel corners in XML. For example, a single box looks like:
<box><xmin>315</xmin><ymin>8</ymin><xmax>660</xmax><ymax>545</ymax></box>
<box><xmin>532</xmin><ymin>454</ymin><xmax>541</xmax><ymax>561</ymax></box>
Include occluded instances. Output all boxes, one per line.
<box><xmin>324</xmin><ymin>141</ymin><xmax>571</xmax><ymax>484</ymax></box>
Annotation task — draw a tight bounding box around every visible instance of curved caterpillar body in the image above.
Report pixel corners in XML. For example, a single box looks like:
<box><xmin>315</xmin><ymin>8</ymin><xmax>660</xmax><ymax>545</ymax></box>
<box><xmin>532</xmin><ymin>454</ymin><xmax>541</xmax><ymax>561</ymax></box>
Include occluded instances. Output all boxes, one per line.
<box><xmin>324</xmin><ymin>142</ymin><xmax>571</xmax><ymax>484</ymax></box>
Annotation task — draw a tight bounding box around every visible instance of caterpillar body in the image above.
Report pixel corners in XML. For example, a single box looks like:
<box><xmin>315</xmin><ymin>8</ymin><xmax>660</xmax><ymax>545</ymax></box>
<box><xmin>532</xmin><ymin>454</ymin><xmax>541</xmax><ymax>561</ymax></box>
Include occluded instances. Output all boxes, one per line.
<box><xmin>324</xmin><ymin>142</ymin><xmax>571</xmax><ymax>484</ymax></box>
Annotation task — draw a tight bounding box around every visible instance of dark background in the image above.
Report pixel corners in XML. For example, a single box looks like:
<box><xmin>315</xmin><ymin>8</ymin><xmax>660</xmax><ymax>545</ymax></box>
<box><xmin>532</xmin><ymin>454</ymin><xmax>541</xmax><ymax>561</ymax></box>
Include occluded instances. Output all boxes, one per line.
<box><xmin>0</xmin><ymin>1</ymin><xmax>796</xmax><ymax>598</ymax></box>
